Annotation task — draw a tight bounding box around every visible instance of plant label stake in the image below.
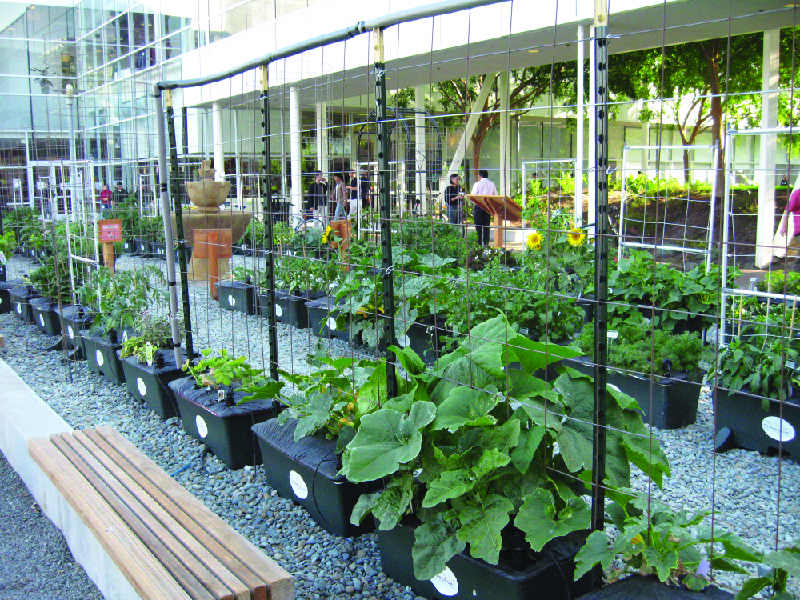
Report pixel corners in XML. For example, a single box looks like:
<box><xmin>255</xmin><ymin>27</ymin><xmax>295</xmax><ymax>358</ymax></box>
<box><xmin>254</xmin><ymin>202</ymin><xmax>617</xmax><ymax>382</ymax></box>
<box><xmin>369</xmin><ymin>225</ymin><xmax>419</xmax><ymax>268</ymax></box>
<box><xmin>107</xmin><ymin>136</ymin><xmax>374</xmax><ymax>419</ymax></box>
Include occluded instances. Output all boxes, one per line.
<box><xmin>145</xmin><ymin>342</ymin><xmax>154</xmax><ymax>367</ymax></box>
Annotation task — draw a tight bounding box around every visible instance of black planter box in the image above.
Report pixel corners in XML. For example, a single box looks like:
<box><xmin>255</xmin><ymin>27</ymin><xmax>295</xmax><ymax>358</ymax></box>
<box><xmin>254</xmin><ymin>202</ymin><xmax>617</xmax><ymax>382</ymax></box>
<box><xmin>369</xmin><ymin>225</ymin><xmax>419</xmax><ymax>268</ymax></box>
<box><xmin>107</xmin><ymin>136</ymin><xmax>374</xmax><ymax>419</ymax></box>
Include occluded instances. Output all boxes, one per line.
<box><xmin>150</xmin><ymin>241</ymin><xmax>167</xmax><ymax>260</ymax></box>
<box><xmin>378</xmin><ymin>523</ymin><xmax>590</xmax><ymax>600</ymax></box>
<box><xmin>122</xmin><ymin>238</ymin><xmax>139</xmax><ymax>254</ymax></box>
<box><xmin>576</xmin><ymin>575</ymin><xmax>733</xmax><ymax>599</ymax></box>
<box><xmin>118</xmin><ymin>350</ymin><xmax>185</xmax><ymax>419</ymax></box>
<box><xmin>307</xmin><ymin>296</ymin><xmax>356</xmax><ymax>342</ymax></box>
<box><xmin>252</xmin><ymin>418</ymin><xmax>380</xmax><ymax>537</ymax></box>
<box><xmin>137</xmin><ymin>240</ymin><xmax>153</xmax><ymax>258</ymax></box>
<box><xmin>80</xmin><ymin>331</ymin><xmax>126</xmax><ymax>385</ymax></box>
<box><xmin>168</xmin><ymin>377</ymin><xmax>280</xmax><ymax>470</ymax></box>
<box><xmin>258</xmin><ymin>289</ymin><xmax>325</xmax><ymax>328</ymax></box>
<box><xmin>217</xmin><ymin>280</ymin><xmax>258</xmax><ymax>315</ymax></box>
<box><xmin>402</xmin><ymin>315</ymin><xmax>447</xmax><ymax>365</ymax></box>
<box><xmin>10</xmin><ymin>285</ymin><xmax>40</xmax><ymax>324</ymax></box>
<box><xmin>566</xmin><ymin>356</ymin><xmax>700</xmax><ymax>430</ymax></box>
<box><xmin>0</xmin><ymin>280</ymin><xmax>20</xmax><ymax>314</ymax></box>
<box><xmin>29</xmin><ymin>298</ymin><xmax>62</xmax><ymax>336</ymax></box>
<box><xmin>58</xmin><ymin>306</ymin><xmax>94</xmax><ymax>357</ymax></box>
<box><xmin>714</xmin><ymin>387</ymin><xmax>800</xmax><ymax>458</ymax></box>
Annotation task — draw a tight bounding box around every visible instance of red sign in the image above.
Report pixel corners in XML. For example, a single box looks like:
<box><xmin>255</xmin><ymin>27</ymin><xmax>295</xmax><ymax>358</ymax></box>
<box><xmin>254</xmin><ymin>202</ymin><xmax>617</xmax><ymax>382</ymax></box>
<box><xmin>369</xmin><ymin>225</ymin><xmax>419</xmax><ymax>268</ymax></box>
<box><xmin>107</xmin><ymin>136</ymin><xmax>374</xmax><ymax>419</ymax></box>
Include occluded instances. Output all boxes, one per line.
<box><xmin>98</xmin><ymin>219</ymin><xmax>123</xmax><ymax>243</ymax></box>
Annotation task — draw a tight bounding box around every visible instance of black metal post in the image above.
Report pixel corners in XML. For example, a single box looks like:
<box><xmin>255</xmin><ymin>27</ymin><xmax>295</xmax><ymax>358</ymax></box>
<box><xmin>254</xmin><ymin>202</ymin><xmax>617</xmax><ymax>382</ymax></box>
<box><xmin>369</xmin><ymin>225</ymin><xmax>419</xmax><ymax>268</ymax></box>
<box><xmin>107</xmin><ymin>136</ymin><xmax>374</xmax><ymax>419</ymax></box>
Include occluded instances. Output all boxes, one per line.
<box><xmin>591</xmin><ymin>18</ymin><xmax>610</xmax><ymax>539</ymax></box>
<box><xmin>374</xmin><ymin>28</ymin><xmax>397</xmax><ymax>399</ymax></box>
<box><xmin>165</xmin><ymin>90</ymin><xmax>195</xmax><ymax>360</ymax></box>
<box><xmin>261</xmin><ymin>65</ymin><xmax>279</xmax><ymax>381</ymax></box>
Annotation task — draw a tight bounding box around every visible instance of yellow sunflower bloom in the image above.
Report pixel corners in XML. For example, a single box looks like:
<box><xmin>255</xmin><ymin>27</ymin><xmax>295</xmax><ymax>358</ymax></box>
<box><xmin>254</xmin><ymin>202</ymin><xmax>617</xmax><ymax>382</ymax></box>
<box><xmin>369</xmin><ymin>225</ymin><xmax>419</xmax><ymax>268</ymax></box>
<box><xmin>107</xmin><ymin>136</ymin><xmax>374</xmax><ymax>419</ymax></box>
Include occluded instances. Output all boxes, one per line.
<box><xmin>321</xmin><ymin>225</ymin><xmax>332</xmax><ymax>244</ymax></box>
<box><xmin>567</xmin><ymin>227</ymin><xmax>586</xmax><ymax>247</ymax></box>
<box><xmin>526</xmin><ymin>230</ymin><xmax>543</xmax><ymax>251</ymax></box>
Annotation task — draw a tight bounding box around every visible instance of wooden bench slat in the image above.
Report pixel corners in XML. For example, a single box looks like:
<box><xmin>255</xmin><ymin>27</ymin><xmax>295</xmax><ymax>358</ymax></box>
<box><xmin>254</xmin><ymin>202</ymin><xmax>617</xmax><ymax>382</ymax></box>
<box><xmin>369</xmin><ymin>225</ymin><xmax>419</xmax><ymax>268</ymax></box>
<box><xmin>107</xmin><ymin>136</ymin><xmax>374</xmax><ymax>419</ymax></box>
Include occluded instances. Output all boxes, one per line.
<box><xmin>50</xmin><ymin>434</ymin><xmax>222</xmax><ymax>600</ymax></box>
<box><xmin>95</xmin><ymin>426</ymin><xmax>295</xmax><ymax>600</ymax></box>
<box><xmin>29</xmin><ymin>436</ymin><xmax>195</xmax><ymax>600</ymax></box>
<box><xmin>69</xmin><ymin>431</ymin><xmax>251</xmax><ymax>600</ymax></box>
<box><xmin>82</xmin><ymin>428</ymin><xmax>269</xmax><ymax>600</ymax></box>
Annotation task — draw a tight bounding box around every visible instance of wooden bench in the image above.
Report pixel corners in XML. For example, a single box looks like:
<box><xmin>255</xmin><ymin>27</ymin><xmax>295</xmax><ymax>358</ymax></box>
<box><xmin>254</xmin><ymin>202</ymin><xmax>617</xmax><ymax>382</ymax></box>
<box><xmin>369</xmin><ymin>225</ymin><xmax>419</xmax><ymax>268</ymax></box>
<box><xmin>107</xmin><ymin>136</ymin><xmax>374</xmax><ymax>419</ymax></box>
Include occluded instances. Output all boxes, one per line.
<box><xmin>29</xmin><ymin>426</ymin><xmax>294</xmax><ymax>600</ymax></box>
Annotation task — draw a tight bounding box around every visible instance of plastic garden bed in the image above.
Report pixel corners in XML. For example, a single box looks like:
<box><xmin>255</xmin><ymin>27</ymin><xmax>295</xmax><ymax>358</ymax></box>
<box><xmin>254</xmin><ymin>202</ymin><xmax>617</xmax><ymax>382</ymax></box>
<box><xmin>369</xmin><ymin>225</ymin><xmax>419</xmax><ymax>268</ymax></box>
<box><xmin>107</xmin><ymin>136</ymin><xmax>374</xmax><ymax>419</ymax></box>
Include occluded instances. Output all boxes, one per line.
<box><xmin>29</xmin><ymin>297</ymin><xmax>62</xmax><ymax>336</ymax></box>
<box><xmin>118</xmin><ymin>350</ymin><xmax>185</xmax><ymax>419</ymax></box>
<box><xmin>217</xmin><ymin>280</ymin><xmax>258</xmax><ymax>315</ymax></box>
<box><xmin>257</xmin><ymin>289</ymin><xmax>325</xmax><ymax>329</ymax></box>
<box><xmin>10</xmin><ymin>285</ymin><xmax>40</xmax><ymax>324</ymax></box>
<box><xmin>80</xmin><ymin>330</ymin><xmax>126</xmax><ymax>385</ymax></box>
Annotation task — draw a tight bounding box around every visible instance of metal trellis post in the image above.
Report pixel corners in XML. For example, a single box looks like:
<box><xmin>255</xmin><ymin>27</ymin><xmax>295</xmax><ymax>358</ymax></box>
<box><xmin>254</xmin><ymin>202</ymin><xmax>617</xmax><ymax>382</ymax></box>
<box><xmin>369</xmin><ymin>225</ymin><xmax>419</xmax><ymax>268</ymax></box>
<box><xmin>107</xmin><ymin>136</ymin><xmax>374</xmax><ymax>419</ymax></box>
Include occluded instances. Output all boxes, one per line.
<box><xmin>374</xmin><ymin>28</ymin><xmax>398</xmax><ymax>399</ymax></box>
<box><xmin>261</xmin><ymin>65</ymin><xmax>280</xmax><ymax>382</ymax></box>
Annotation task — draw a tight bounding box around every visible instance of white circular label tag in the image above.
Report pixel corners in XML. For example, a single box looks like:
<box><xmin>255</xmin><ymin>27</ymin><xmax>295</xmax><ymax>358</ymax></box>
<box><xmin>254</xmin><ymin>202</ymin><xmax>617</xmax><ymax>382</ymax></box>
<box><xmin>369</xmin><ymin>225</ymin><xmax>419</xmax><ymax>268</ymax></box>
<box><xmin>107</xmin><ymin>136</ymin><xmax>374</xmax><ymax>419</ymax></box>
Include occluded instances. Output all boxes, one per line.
<box><xmin>327</xmin><ymin>317</ymin><xmax>337</xmax><ymax>331</ymax></box>
<box><xmin>16</xmin><ymin>303</ymin><xmax>21</xmax><ymax>314</ymax></box>
<box><xmin>275</xmin><ymin>304</ymin><xmax>283</xmax><ymax>317</ymax></box>
<box><xmin>196</xmin><ymin>415</ymin><xmax>208</xmax><ymax>438</ymax></box>
<box><xmin>289</xmin><ymin>470</ymin><xmax>308</xmax><ymax>499</ymax></box>
<box><xmin>96</xmin><ymin>349</ymin><xmax>104</xmax><ymax>366</ymax></box>
<box><xmin>39</xmin><ymin>313</ymin><xmax>45</xmax><ymax>326</ymax></box>
<box><xmin>68</xmin><ymin>326</ymin><xmax>74</xmax><ymax>339</ymax></box>
<box><xmin>431</xmin><ymin>566</ymin><xmax>459</xmax><ymax>596</ymax></box>
<box><xmin>122</xmin><ymin>330</ymin><xmax>128</xmax><ymax>343</ymax></box>
<box><xmin>137</xmin><ymin>377</ymin><xmax>147</xmax><ymax>396</ymax></box>
<box><xmin>228</xmin><ymin>294</ymin><xmax>236</xmax><ymax>307</ymax></box>
<box><xmin>762</xmin><ymin>416</ymin><xmax>795</xmax><ymax>442</ymax></box>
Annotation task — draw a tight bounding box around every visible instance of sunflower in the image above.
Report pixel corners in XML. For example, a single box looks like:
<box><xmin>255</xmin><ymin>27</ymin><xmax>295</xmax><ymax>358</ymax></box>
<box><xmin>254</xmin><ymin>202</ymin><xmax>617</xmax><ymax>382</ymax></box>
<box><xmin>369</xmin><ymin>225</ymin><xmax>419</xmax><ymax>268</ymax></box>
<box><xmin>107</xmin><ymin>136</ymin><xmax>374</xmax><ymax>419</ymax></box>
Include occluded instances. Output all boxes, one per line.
<box><xmin>320</xmin><ymin>225</ymin><xmax>332</xmax><ymax>244</ymax></box>
<box><xmin>567</xmin><ymin>227</ymin><xmax>586</xmax><ymax>247</ymax></box>
<box><xmin>526</xmin><ymin>230</ymin><xmax>542</xmax><ymax>251</ymax></box>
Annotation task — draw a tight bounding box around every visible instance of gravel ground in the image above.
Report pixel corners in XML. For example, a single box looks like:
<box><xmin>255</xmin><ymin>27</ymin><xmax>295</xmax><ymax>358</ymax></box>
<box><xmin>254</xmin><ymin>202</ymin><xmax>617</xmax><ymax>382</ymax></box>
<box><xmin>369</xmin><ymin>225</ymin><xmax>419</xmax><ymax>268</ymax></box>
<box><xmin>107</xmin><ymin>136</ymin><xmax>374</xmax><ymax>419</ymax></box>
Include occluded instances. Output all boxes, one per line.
<box><xmin>0</xmin><ymin>452</ymin><xmax>104</xmax><ymax>600</ymax></box>
<box><xmin>2</xmin><ymin>252</ymin><xmax>800</xmax><ymax>598</ymax></box>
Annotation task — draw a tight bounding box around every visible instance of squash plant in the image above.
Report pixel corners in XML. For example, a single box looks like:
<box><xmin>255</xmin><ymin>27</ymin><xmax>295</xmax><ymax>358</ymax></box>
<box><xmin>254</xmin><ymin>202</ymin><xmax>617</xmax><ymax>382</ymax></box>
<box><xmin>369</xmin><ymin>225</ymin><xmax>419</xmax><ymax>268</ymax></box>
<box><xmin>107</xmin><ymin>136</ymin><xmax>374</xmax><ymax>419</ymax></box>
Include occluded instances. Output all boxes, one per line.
<box><xmin>340</xmin><ymin>313</ymin><xmax>670</xmax><ymax>580</ymax></box>
<box><xmin>183</xmin><ymin>348</ymin><xmax>266</xmax><ymax>390</ymax></box>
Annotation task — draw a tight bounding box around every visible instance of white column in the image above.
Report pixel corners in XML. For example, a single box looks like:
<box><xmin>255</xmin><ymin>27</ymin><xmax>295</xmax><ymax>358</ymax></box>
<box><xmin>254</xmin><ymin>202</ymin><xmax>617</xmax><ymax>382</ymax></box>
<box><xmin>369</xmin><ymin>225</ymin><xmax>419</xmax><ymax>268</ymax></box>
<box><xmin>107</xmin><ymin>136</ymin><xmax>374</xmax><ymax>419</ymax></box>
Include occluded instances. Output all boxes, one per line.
<box><xmin>498</xmin><ymin>71</ymin><xmax>511</xmax><ymax>197</ymax></box>
<box><xmin>756</xmin><ymin>29</ymin><xmax>780</xmax><ymax>268</ymax></box>
<box><xmin>316</xmin><ymin>101</ymin><xmax>328</xmax><ymax>177</ymax></box>
<box><xmin>233</xmin><ymin>110</ymin><xmax>242</xmax><ymax>208</ymax></box>
<box><xmin>587</xmin><ymin>25</ymin><xmax>596</xmax><ymax>234</ymax></box>
<box><xmin>290</xmin><ymin>85</ymin><xmax>303</xmax><ymax>216</ymax></box>
<box><xmin>442</xmin><ymin>73</ymin><xmax>498</xmax><ymax>190</ymax></box>
<box><xmin>575</xmin><ymin>25</ymin><xmax>586</xmax><ymax>226</ymax></box>
<box><xmin>212</xmin><ymin>101</ymin><xmax>224</xmax><ymax>181</ymax></box>
<box><xmin>414</xmin><ymin>86</ymin><xmax>427</xmax><ymax>210</ymax></box>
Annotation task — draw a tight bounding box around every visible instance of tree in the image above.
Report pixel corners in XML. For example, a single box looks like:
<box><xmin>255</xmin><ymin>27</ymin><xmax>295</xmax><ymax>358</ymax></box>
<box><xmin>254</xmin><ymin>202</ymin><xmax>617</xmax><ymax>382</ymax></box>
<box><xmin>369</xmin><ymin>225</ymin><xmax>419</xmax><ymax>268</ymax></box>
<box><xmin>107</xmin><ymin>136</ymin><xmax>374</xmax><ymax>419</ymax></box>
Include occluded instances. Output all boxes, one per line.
<box><xmin>609</xmin><ymin>34</ymin><xmax>762</xmax><ymax>192</ymax></box>
<box><xmin>433</xmin><ymin>63</ymin><xmax>576</xmax><ymax>172</ymax></box>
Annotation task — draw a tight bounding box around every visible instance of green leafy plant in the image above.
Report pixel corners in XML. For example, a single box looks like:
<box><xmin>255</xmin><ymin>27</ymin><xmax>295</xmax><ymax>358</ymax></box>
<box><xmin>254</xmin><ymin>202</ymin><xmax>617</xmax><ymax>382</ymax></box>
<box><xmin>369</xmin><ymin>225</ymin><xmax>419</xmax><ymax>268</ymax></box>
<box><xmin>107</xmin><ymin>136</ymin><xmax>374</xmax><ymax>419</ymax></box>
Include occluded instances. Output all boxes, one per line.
<box><xmin>758</xmin><ymin>270</ymin><xmax>800</xmax><ymax>297</ymax></box>
<box><xmin>27</xmin><ymin>255</ymin><xmax>75</xmax><ymax>305</ymax></box>
<box><xmin>340</xmin><ymin>313</ymin><xmax>669</xmax><ymax>580</ymax></box>
<box><xmin>0</xmin><ymin>231</ymin><xmax>16</xmax><ymax>263</ymax></box>
<box><xmin>739</xmin><ymin>546</ymin><xmax>800</xmax><ymax>600</ymax></box>
<box><xmin>182</xmin><ymin>348</ymin><xmax>265</xmax><ymax>390</ymax></box>
<box><xmin>120</xmin><ymin>311</ymin><xmax>175</xmax><ymax>363</ymax></box>
<box><xmin>574</xmin><ymin>494</ymin><xmax>762</xmax><ymax>591</ymax></box>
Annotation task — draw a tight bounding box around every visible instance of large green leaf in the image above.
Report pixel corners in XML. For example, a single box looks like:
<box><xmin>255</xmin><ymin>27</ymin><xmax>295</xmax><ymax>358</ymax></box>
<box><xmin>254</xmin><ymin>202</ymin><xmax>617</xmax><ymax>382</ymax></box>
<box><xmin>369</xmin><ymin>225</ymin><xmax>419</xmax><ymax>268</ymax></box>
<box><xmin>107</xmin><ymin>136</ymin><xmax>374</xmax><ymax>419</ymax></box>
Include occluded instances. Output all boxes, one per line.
<box><xmin>455</xmin><ymin>494</ymin><xmax>514</xmax><ymax>565</ymax></box>
<box><xmin>370</xmin><ymin>474</ymin><xmax>415</xmax><ymax>530</ymax></box>
<box><xmin>506</xmin><ymin>335</ymin><xmax>582</xmax><ymax>374</ymax></box>
<box><xmin>515</xmin><ymin>488</ymin><xmax>590</xmax><ymax>552</ymax></box>
<box><xmin>341</xmin><ymin>401</ymin><xmax>436</xmax><ymax>482</ymax></box>
<box><xmin>422</xmin><ymin>469</ymin><xmax>476</xmax><ymax>508</ymax></box>
<box><xmin>573</xmin><ymin>530</ymin><xmax>614</xmax><ymax>581</ymax></box>
<box><xmin>765</xmin><ymin>548</ymin><xmax>800</xmax><ymax>576</ymax></box>
<box><xmin>510</xmin><ymin>424</ymin><xmax>545</xmax><ymax>473</ymax></box>
<box><xmin>391</xmin><ymin>344</ymin><xmax>426</xmax><ymax>375</ymax></box>
<box><xmin>479</xmin><ymin>418</ymin><xmax>521</xmax><ymax>455</ymax></box>
<box><xmin>433</xmin><ymin>386</ymin><xmax>499</xmax><ymax>432</ymax></box>
<box><xmin>643</xmin><ymin>545</ymin><xmax>679</xmax><ymax>583</ymax></box>
<box><xmin>735</xmin><ymin>577</ymin><xmax>772</xmax><ymax>600</ymax></box>
<box><xmin>473</xmin><ymin>447</ymin><xmax>511</xmax><ymax>478</ymax></box>
<box><xmin>412</xmin><ymin>515</ymin><xmax>465</xmax><ymax>580</ymax></box>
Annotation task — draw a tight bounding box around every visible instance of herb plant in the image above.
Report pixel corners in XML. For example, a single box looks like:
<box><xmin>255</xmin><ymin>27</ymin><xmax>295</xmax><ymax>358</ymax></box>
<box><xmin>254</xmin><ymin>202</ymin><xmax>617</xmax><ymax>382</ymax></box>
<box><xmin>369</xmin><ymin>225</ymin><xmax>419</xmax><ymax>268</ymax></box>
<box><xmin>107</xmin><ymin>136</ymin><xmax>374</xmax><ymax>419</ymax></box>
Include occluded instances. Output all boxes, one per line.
<box><xmin>119</xmin><ymin>311</ymin><xmax>175</xmax><ymax>363</ymax></box>
<box><xmin>28</xmin><ymin>256</ymin><xmax>75</xmax><ymax>305</ymax></box>
<box><xmin>182</xmin><ymin>348</ymin><xmax>265</xmax><ymax>390</ymax></box>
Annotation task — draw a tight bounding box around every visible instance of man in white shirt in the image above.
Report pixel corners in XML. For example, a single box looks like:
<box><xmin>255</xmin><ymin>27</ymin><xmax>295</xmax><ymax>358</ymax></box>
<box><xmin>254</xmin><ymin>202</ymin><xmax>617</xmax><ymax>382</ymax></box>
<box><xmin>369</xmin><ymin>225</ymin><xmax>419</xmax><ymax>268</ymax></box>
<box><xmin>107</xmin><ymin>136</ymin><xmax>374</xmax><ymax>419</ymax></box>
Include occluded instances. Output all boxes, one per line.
<box><xmin>470</xmin><ymin>169</ymin><xmax>497</xmax><ymax>246</ymax></box>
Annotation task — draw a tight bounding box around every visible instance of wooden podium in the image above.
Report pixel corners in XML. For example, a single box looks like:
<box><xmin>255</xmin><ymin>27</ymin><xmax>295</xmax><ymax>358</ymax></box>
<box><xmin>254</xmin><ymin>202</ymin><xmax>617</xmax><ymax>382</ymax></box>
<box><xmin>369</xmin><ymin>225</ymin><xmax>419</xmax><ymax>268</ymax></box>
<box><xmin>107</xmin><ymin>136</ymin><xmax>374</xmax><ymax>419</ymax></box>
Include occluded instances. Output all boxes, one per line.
<box><xmin>465</xmin><ymin>195</ymin><xmax>523</xmax><ymax>248</ymax></box>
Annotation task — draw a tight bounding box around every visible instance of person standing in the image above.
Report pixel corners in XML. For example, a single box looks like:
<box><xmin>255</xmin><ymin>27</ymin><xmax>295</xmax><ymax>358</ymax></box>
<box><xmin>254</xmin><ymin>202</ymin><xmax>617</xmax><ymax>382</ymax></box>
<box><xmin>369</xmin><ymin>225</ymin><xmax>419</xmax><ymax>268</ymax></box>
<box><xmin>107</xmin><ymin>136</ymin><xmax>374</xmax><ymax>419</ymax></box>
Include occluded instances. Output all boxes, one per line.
<box><xmin>470</xmin><ymin>169</ymin><xmax>497</xmax><ymax>246</ymax></box>
<box><xmin>359</xmin><ymin>170</ymin><xmax>372</xmax><ymax>210</ymax></box>
<box><xmin>443</xmin><ymin>174</ymin><xmax>465</xmax><ymax>232</ymax></box>
<box><xmin>779</xmin><ymin>181</ymin><xmax>800</xmax><ymax>261</ymax></box>
<box><xmin>112</xmin><ymin>181</ymin><xmax>127</xmax><ymax>206</ymax></box>
<box><xmin>306</xmin><ymin>171</ymin><xmax>327</xmax><ymax>221</ymax></box>
<box><xmin>100</xmin><ymin>184</ymin><xmax>112</xmax><ymax>211</ymax></box>
<box><xmin>346</xmin><ymin>170</ymin><xmax>359</xmax><ymax>218</ymax></box>
<box><xmin>331</xmin><ymin>173</ymin><xmax>347</xmax><ymax>221</ymax></box>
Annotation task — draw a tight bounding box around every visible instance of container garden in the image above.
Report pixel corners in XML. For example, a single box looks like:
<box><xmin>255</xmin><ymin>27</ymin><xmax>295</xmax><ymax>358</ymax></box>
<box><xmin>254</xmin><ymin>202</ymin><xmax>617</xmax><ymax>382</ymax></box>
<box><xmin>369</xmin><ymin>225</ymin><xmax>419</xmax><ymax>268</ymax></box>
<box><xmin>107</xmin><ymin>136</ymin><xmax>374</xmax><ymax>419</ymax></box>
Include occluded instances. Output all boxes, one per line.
<box><xmin>575</xmin><ymin>575</ymin><xmax>733</xmax><ymax>600</ymax></box>
<box><xmin>307</xmin><ymin>296</ymin><xmax>358</xmax><ymax>342</ymax></box>
<box><xmin>565</xmin><ymin>356</ymin><xmax>701</xmax><ymax>430</ymax></box>
<box><xmin>378</xmin><ymin>522</ymin><xmax>590</xmax><ymax>600</ymax></box>
<box><xmin>58</xmin><ymin>305</ymin><xmax>94</xmax><ymax>359</ymax></box>
<box><xmin>137</xmin><ymin>239</ymin><xmax>153</xmax><ymax>258</ymax></box>
<box><xmin>217</xmin><ymin>280</ymin><xmax>258</xmax><ymax>315</ymax></box>
<box><xmin>80</xmin><ymin>330</ymin><xmax>126</xmax><ymax>385</ymax></box>
<box><xmin>713</xmin><ymin>386</ymin><xmax>800</xmax><ymax>458</ymax></box>
<box><xmin>29</xmin><ymin>297</ymin><xmax>62</xmax><ymax>337</ymax></box>
<box><xmin>118</xmin><ymin>349</ymin><xmax>184</xmax><ymax>419</ymax></box>
<box><xmin>401</xmin><ymin>315</ymin><xmax>447</xmax><ymax>365</ymax></box>
<box><xmin>258</xmin><ymin>289</ymin><xmax>324</xmax><ymax>328</ymax></box>
<box><xmin>10</xmin><ymin>285</ymin><xmax>40</xmax><ymax>324</ymax></box>
<box><xmin>122</xmin><ymin>238</ymin><xmax>139</xmax><ymax>254</ymax></box>
<box><xmin>252</xmin><ymin>418</ymin><xmax>380</xmax><ymax>537</ymax></box>
<box><xmin>168</xmin><ymin>376</ymin><xmax>280</xmax><ymax>470</ymax></box>
<box><xmin>37</xmin><ymin>246</ymin><xmax>52</xmax><ymax>261</ymax></box>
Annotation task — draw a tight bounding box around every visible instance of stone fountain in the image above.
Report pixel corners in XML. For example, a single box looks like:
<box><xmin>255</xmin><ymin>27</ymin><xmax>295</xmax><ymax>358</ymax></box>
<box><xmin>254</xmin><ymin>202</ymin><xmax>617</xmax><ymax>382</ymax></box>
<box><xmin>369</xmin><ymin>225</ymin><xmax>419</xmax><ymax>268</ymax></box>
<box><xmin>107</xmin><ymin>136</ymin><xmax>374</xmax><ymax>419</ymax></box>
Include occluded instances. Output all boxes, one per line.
<box><xmin>171</xmin><ymin>159</ymin><xmax>251</xmax><ymax>284</ymax></box>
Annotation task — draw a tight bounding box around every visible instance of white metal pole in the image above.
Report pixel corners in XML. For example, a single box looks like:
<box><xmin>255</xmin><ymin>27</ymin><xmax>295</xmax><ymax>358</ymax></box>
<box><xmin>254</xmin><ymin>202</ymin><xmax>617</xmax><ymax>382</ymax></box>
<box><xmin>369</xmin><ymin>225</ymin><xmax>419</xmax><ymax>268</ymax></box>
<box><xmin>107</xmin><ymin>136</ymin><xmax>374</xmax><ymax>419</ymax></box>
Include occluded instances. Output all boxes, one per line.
<box><xmin>587</xmin><ymin>24</ymin><xmax>597</xmax><ymax>235</ymax></box>
<box><xmin>212</xmin><ymin>101</ymin><xmax>225</xmax><ymax>181</ymax></box>
<box><xmin>575</xmin><ymin>25</ymin><xmax>586</xmax><ymax>227</ymax></box>
<box><xmin>290</xmin><ymin>86</ymin><xmax>303</xmax><ymax>218</ymax></box>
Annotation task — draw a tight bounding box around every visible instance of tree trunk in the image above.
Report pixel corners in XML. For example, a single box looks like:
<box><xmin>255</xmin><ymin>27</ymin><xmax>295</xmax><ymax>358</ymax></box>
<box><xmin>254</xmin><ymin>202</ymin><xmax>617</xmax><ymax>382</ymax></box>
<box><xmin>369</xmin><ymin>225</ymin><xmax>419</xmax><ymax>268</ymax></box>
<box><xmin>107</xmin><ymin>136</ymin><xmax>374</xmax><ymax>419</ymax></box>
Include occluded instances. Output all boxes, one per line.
<box><xmin>700</xmin><ymin>41</ymin><xmax>725</xmax><ymax>199</ymax></box>
<box><xmin>683</xmin><ymin>149</ymin><xmax>691</xmax><ymax>185</ymax></box>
